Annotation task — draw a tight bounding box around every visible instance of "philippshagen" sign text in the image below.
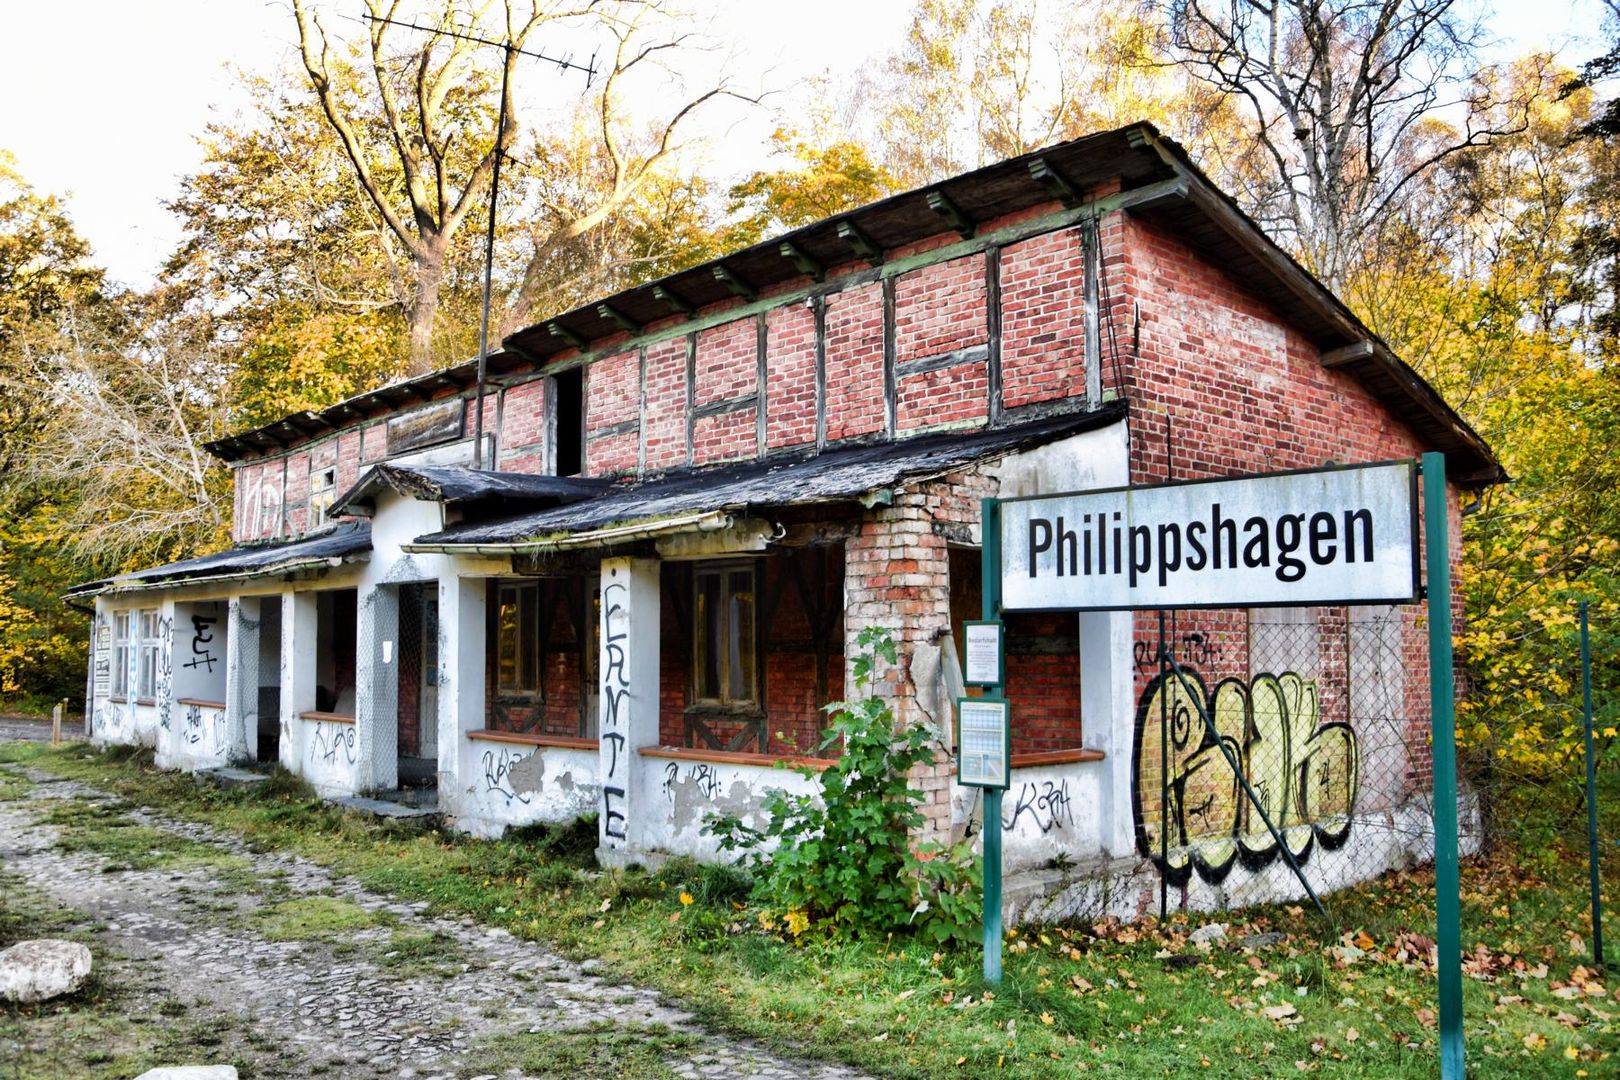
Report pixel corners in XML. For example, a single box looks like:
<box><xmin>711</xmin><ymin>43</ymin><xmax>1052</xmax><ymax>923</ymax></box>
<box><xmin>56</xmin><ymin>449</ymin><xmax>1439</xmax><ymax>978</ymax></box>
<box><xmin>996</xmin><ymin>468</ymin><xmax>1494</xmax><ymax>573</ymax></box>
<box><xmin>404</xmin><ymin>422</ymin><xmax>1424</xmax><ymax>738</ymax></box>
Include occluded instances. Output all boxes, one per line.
<box><xmin>997</xmin><ymin>462</ymin><xmax>1419</xmax><ymax>611</ymax></box>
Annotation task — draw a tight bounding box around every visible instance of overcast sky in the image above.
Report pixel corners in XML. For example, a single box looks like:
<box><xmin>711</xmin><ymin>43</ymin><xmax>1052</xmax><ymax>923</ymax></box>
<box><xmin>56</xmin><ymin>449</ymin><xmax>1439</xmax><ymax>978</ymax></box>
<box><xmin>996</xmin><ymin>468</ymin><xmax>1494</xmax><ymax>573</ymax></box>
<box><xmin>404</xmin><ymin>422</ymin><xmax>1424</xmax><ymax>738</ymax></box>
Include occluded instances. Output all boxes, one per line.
<box><xmin>0</xmin><ymin>0</ymin><xmax>1608</xmax><ymax>289</ymax></box>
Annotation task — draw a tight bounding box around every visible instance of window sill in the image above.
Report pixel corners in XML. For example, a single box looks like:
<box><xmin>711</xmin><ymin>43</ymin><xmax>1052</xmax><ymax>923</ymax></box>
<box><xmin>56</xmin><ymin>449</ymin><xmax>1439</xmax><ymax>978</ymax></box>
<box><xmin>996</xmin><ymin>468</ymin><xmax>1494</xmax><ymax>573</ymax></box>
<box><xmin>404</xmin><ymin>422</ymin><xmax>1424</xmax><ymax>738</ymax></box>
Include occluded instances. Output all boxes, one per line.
<box><xmin>177</xmin><ymin>698</ymin><xmax>226</xmax><ymax>710</ymax></box>
<box><xmin>1009</xmin><ymin>748</ymin><xmax>1106</xmax><ymax>769</ymax></box>
<box><xmin>298</xmin><ymin>711</ymin><xmax>355</xmax><ymax>724</ymax></box>
<box><xmin>638</xmin><ymin>745</ymin><xmax>833</xmax><ymax>771</ymax></box>
<box><xmin>110</xmin><ymin>696</ymin><xmax>128</xmax><ymax>705</ymax></box>
<box><xmin>467</xmin><ymin>729</ymin><xmax>595</xmax><ymax>751</ymax></box>
<box><xmin>135</xmin><ymin>698</ymin><xmax>155</xmax><ymax>707</ymax></box>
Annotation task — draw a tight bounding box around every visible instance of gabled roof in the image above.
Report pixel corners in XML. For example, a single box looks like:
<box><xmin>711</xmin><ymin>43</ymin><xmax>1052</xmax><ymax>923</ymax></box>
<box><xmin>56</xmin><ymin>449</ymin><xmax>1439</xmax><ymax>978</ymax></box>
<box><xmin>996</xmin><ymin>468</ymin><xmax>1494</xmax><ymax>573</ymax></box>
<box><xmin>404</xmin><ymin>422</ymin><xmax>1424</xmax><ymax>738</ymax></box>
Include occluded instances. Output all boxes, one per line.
<box><xmin>203</xmin><ymin>121</ymin><xmax>1501</xmax><ymax>485</ymax></box>
<box><xmin>407</xmin><ymin>404</ymin><xmax>1126</xmax><ymax>552</ymax></box>
<box><xmin>66</xmin><ymin>523</ymin><xmax>372</xmax><ymax>598</ymax></box>
<box><xmin>328</xmin><ymin>464</ymin><xmax>611</xmax><ymax>518</ymax></box>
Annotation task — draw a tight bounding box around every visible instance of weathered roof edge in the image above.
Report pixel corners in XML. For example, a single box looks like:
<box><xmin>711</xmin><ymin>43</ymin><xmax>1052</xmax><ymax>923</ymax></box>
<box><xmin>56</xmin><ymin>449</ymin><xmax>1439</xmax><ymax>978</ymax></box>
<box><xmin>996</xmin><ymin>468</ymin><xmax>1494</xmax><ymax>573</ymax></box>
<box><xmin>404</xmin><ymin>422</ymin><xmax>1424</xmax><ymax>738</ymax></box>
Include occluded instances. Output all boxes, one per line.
<box><xmin>327</xmin><ymin>463</ymin><xmax>613</xmax><ymax>518</ymax></box>
<box><xmin>203</xmin><ymin>121</ymin><xmax>1501</xmax><ymax>486</ymax></box>
<box><xmin>66</xmin><ymin>523</ymin><xmax>373</xmax><ymax>599</ymax></box>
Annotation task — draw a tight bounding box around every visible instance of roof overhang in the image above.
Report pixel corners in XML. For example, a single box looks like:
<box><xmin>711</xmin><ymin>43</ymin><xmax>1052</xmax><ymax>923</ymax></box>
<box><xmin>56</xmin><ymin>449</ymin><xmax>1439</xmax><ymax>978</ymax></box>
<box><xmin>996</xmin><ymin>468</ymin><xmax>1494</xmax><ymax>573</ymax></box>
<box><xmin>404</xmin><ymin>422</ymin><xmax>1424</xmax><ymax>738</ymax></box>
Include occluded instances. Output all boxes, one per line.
<box><xmin>67</xmin><ymin>524</ymin><xmax>373</xmax><ymax>600</ymax></box>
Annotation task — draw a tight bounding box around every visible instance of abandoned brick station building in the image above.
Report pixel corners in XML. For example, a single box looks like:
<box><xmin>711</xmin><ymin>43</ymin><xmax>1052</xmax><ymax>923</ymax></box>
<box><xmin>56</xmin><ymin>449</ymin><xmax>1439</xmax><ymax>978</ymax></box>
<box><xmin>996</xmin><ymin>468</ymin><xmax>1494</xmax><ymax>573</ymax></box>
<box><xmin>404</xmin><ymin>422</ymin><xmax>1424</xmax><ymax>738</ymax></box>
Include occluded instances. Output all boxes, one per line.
<box><xmin>71</xmin><ymin>122</ymin><xmax>1499</xmax><ymax>922</ymax></box>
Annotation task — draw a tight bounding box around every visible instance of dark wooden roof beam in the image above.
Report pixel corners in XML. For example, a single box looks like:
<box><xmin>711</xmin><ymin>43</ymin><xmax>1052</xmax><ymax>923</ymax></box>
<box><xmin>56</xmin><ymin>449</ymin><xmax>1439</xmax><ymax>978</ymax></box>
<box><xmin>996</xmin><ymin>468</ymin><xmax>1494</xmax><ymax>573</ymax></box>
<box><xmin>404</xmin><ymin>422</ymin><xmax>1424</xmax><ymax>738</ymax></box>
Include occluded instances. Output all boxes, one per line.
<box><xmin>779</xmin><ymin>240</ymin><xmax>825</xmax><ymax>282</ymax></box>
<box><xmin>926</xmin><ymin>190</ymin><xmax>975</xmax><ymax>238</ymax></box>
<box><xmin>652</xmin><ymin>285</ymin><xmax>696</xmax><ymax>318</ymax></box>
<box><xmin>836</xmin><ymin>220</ymin><xmax>884</xmax><ymax>265</ymax></box>
<box><xmin>597</xmin><ymin>303</ymin><xmax>642</xmax><ymax>336</ymax></box>
<box><xmin>1321</xmin><ymin>341</ymin><xmax>1375</xmax><ymax>368</ymax></box>
<box><xmin>1029</xmin><ymin>157</ymin><xmax>1082</xmax><ymax>208</ymax></box>
<box><xmin>713</xmin><ymin>263</ymin><xmax>757</xmax><ymax>301</ymax></box>
<box><xmin>547</xmin><ymin>321</ymin><xmax>590</xmax><ymax>352</ymax></box>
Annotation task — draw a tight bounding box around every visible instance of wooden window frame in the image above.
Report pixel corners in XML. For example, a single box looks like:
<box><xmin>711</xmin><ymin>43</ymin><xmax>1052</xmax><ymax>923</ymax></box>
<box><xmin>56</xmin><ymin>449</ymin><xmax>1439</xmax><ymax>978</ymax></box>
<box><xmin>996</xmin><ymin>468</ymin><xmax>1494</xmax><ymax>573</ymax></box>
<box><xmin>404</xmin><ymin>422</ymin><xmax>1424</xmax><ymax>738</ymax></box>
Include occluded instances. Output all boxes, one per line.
<box><xmin>136</xmin><ymin>608</ymin><xmax>161</xmax><ymax>703</ymax></box>
<box><xmin>689</xmin><ymin>560</ymin><xmax>763</xmax><ymax>712</ymax></box>
<box><xmin>111</xmin><ymin>611</ymin><xmax>131</xmax><ymax>699</ymax></box>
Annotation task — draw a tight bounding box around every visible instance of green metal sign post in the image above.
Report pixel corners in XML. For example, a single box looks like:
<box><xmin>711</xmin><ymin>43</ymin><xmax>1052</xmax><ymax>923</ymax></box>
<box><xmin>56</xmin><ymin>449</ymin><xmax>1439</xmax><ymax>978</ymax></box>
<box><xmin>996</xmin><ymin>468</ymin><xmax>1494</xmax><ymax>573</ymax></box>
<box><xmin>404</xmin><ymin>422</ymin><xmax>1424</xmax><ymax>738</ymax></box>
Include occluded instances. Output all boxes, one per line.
<box><xmin>980</xmin><ymin>497</ymin><xmax>1005</xmax><ymax>986</ymax></box>
<box><xmin>1422</xmin><ymin>452</ymin><xmax>1465</xmax><ymax>1080</ymax></box>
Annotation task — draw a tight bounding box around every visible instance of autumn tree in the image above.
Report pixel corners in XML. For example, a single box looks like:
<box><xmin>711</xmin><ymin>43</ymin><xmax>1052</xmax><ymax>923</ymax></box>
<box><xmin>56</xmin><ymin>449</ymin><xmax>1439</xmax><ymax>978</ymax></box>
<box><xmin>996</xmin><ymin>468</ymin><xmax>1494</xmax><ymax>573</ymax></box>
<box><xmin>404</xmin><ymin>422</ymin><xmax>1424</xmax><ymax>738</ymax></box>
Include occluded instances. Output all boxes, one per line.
<box><xmin>1162</xmin><ymin>0</ymin><xmax>1536</xmax><ymax>291</ymax></box>
<box><xmin>292</xmin><ymin>0</ymin><xmax>755</xmax><ymax>374</ymax></box>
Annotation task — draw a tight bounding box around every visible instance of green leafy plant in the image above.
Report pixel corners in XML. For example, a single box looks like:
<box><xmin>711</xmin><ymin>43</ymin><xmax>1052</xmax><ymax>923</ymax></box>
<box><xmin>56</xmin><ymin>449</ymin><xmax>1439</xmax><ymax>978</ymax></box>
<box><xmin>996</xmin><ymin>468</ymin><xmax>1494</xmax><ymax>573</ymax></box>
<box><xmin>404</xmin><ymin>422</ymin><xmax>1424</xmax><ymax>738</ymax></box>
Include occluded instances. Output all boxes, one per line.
<box><xmin>707</xmin><ymin>626</ymin><xmax>981</xmax><ymax>946</ymax></box>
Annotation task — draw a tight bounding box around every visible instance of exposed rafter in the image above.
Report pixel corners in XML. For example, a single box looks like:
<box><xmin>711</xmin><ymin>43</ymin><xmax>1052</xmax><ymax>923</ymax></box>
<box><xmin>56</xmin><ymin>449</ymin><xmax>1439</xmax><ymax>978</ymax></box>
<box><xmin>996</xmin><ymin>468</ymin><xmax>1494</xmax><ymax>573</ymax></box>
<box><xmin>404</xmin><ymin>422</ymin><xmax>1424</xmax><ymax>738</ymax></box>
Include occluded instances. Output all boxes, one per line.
<box><xmin>926</xmin><ymin>190</ymin><xmax>975</xmax><ymax>238</ymax></box>
<box><xmin>652</xmin><ymin>285</ymin><xmax>696</xmax><ymax>317</ymax></box>
<box><xmin>713</xmin><ymin>264</ymin><xmax>757</xmax><ymax>301</ymax></box>
<box><xmin>548</xmin><ymin>320</ymin><xmax>589</xmax><ymax>352</ymax></box>
<box><xmin>1029</xmin><ymin>157</ymin><xmax>1081</xmax><ymax>208</ymax></box>
<box><xmin>837</xmin><ymin>220</ymin><xmax>883</xmax><ymax>265</ymax></box>
<box><xmin>597</xmin><ymin>303</ymin><xmax>642</xmax><ymax>336</ymax></box>
<box><xmin>779</xmin><ymin>240</ymin><xmax>825</xmax><ymax>282</ymax></box>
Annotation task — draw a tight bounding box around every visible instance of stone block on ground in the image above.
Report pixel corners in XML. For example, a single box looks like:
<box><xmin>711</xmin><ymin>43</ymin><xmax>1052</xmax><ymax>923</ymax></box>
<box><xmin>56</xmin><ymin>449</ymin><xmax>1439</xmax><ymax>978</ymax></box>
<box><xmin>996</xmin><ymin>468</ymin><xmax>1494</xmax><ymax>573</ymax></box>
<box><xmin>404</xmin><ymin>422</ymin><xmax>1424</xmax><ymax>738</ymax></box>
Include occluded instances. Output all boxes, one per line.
<box><xmin>134</xmin><ymin>1068</ymin><xmax>239</xmax><ymax>1080</ymax></box>
<box><xmin>0</xmin><ymin>938</ymin><xmax>92</xmax><ymax>1003</ymax></box>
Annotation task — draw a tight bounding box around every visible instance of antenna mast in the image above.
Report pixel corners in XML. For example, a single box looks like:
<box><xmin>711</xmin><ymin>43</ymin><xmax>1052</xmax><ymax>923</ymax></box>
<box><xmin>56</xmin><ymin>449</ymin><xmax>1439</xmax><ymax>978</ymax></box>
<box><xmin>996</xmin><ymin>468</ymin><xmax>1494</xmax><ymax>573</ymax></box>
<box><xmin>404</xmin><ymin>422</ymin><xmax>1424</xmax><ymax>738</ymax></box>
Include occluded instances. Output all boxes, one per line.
<box><xmin>363</xmin><ymin>11</ymin><xmax>597</xmax><ymax>471</ymax></box>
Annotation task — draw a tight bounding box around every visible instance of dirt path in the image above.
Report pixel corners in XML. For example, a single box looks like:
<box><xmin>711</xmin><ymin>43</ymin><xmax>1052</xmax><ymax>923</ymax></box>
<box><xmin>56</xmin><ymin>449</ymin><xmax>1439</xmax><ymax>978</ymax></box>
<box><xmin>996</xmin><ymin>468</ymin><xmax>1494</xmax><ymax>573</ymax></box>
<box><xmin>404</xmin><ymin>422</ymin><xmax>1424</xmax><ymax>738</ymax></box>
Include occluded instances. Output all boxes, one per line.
<box><xmin>0</xmin><ymin>766</ymin><xmax>872</xmax><ymax>1080</ymax></box>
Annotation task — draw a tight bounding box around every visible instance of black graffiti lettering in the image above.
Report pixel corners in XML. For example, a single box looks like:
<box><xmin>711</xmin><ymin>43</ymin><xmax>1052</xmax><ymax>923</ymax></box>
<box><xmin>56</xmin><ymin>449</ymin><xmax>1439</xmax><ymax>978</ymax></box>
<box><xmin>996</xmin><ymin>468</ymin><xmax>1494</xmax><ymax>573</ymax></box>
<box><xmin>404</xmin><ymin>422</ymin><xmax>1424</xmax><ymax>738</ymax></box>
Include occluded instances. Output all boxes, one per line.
<box><xmin>309</xmin><ymin>721</ymin><xmax>357</xmax><ymax>766</ymax></box>
<box><xmin>481</xmin><ymin>747</ymin><xmax>533</xmax><ymax>805</ymax></box>
<box><xmin>662</xmin><ymin>761</ymin><xmax>720</xmax><ymax>801</ymax></box>
<box><xmin>602</xmin><ymin>731</ymin><xmax>626</xmax><ymax>777</ymax></box>
<box><xmin>1002</xmin><ymin>779</ymin><xmax>1073</xmax><ymax>834</ymax></box>
<box><xmin>602</xmin><ymin>786</ymin><xmax>628</xmax><ymax>840</ymax></box>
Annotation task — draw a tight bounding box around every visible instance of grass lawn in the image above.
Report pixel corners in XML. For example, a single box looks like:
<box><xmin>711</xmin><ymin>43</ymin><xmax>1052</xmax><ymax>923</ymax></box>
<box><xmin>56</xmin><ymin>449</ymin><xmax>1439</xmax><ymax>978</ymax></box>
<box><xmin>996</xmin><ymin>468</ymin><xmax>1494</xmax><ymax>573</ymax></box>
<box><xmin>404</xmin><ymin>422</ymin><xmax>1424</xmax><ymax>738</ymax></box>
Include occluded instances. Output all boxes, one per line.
<box><xmin>1</xmin><ymin>740</ymin><xmax>1615</xmax><ymax>1079</ymax></box>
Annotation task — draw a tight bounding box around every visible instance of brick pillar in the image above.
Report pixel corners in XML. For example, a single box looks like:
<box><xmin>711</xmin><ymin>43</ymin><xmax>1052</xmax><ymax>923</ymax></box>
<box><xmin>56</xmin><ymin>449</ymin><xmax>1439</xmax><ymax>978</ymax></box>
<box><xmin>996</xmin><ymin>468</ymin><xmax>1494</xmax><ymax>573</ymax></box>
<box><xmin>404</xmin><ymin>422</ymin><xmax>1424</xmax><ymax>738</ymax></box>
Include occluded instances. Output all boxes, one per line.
<box><xmin>844</xmin><ymin>489</ymin><xmax>956</xmax><ymax>849</ymax></box>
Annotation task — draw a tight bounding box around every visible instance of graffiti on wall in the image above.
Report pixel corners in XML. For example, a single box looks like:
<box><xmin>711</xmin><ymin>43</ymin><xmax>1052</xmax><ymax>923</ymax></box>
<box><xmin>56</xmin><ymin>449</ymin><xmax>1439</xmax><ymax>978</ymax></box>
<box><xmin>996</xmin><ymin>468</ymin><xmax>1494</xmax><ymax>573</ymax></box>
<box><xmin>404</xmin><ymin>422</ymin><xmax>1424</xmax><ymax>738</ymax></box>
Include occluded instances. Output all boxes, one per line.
<box><xmin>663</xmin><ymin>761</ymin><xmax>721</xmax><ymax>802</ymax></box>
<box><xmin>1002</xmin><ymin>778</ymin><xmax>1074</xmax><ymax>834</ymax></box>
<box><xmin>155</xmin><ymin>617</ymin><xmax>174</xmax><ymax>731</ymax></box>
<box><xmin>309</xmin><ymin>720</ymin><xmax>357</xmax><ymax>766</ymax></box>
<box><xmin>185</xmin><ymin>613</ymin><xmax>219</xmax><ymax>673</ymax></box>
<box><xmin>600</xmin><ymin>580</ymin><xmax>630</xmax><ymax>844</ymax></box>
<box><xmin>183</xmin><ymin>702</ymin><xmax>227</xmax><ymax>751</ymax></box>
<box><xmin>481</xmin><ymin>746</ymin><xmax>535</xmax><ymax>805</ymax></box>
<box><xmin>1132</xmin><ymin>668</ymin><xmax>1360</xmax><ymax>887</ymax></box>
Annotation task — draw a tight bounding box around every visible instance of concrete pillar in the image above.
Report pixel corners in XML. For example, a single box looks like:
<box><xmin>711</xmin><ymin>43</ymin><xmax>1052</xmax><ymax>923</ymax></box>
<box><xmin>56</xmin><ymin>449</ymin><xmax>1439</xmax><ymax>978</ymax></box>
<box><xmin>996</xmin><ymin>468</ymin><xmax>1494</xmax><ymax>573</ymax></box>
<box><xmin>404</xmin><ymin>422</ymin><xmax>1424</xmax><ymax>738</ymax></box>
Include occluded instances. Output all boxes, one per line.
<box><xmin>223</xmin><ymin>597</ymin><xmax>259</xmax><ymax>763</ymax></box>
<box><xmin>280</xmin><ymin>590</ymin><xmax>318</xmax><ymax>773</ymax></box>
<box><xmin>1081</xmin><ymin>609</ymin><xmax>1137</xmax><ymax>858</ymax></box>
<box><xmin>597</xmin><ymin>557</ymin><xmax>660</xmax><ymax>866</ymax></box>
<box><xmin>438</xmin><ymin>574</ymin><xmax>486</xmax><ymax>787</ymax></box>
<box><xmin>155</xmin><ymin>597</ymin><xmax>177</xmax><ymax>754</ymax></box>
<box><xmin>355</xmin><ymin>584</ymin><xmax>400</xmax><ymax>792</ymax></box>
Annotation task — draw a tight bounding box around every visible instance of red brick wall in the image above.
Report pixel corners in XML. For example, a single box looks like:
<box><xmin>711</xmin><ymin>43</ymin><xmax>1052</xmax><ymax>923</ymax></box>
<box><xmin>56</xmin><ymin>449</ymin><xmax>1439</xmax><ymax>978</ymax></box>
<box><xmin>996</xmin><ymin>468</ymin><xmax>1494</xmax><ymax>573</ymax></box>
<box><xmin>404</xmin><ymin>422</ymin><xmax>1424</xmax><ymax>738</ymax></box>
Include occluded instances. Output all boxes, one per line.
<box><xmin>823</xmin><ymin>282</ymin><xmax>887</xmax><ymax>442</ymax></box>
<box><xmin>644</xmin><ymin>338</ymin><xmax>688</xmax><ymax>470</ymax></box>
<box><xmin>1001</xmin><ymin>227</ymin><xmax>1088</xmax><ymax>409</ymax></box>
<box><xmin>499</xmin><ymin>379</ymin><xmax>548</xmax><ymax>466</ymax></box>
<box><xmin>693</xmin><ymin>318</ymin><xmax>757</xmax><ymax>408</ymax></box>
<box><xmin>584</xmin><ymin>349</ymin><xmax>639</xmax><ymax>477</ymax></box>
<box><xmin>895</xmin><ymin>255</ymin><xmax>986</xmax><ymax>363</ymax></box>
<box><xmin>765</xmin><ymin>304</ymin><xmax>817</xmax><ymax>451</ymax></box>
<box><xmin>1111</xmin><ymin>212</ymin><xmax>1465</xmax><ymax>804</ymax></box>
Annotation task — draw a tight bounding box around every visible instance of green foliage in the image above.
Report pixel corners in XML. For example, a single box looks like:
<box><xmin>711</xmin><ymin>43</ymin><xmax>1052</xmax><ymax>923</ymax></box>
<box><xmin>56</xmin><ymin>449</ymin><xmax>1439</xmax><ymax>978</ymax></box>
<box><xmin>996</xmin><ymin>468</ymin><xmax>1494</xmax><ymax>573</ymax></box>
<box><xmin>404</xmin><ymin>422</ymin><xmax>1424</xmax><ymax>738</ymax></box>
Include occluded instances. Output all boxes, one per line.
<box><xmin>708</xmin><ymin>627</ymin><xmax>980</xmax><ymax>947</ymax></box>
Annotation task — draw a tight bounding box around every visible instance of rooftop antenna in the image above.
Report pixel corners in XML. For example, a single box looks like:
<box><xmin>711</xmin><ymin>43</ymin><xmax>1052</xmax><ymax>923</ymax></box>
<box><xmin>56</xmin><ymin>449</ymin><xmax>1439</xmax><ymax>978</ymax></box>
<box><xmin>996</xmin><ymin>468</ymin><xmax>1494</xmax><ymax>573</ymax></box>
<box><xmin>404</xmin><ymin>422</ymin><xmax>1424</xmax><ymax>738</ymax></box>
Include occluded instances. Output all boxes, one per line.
<box><xmin>362</xmin><ymin>10</ymin><xmax>597</xmax><ymax>471</ymax></box>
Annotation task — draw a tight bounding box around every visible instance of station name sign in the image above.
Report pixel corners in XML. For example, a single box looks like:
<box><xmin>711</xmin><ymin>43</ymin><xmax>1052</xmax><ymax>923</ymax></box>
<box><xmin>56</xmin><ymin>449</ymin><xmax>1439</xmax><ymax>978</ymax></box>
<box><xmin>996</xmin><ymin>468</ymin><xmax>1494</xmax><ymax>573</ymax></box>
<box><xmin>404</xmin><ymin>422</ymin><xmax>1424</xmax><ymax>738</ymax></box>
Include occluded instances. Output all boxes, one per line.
<box><xmin>999</xmin><ymin>461</ymin><xmax>1419</xmax><ymax>611</ymax></box>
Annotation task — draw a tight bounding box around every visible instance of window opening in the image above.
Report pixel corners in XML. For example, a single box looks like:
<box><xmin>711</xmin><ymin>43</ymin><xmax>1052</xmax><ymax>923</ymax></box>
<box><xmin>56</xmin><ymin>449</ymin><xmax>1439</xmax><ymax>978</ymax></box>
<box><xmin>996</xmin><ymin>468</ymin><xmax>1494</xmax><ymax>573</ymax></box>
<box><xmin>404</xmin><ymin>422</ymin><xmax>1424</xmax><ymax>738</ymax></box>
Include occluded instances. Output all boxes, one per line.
<box><xmin>137</xmin><ymin>608</ymin><xmax>161</xmax><ymax>700</ymax></box>
<box><xmin>553</xmin><ymin>370</ymin><xmax>583</xmax><ymax>477</ymax></box>
<box><xmin>692</xmin><ymin>563</ymin><xmax>759</xmax><ymax>707</ymax></box>
<box><xmin>112</xmin><ymin>611</ymin><xmax>131</xmax><ymax>698</ymax></box>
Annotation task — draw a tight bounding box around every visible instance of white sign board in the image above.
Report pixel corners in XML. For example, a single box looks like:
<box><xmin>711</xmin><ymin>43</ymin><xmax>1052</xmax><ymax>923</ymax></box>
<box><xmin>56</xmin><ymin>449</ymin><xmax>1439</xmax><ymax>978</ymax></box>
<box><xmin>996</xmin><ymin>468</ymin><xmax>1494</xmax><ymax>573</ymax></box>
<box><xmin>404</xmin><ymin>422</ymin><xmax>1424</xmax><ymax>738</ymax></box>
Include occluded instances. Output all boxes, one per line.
<box><xmin>957</xmin><ymin>698</ymin><xmax>1010</xmax><ymax>789</ymax></box>
<box><xmin>963</xmin><ymin>622</ymin><xmax>1003</xmax><ymax>686</ymax></box>
<box><xmin>1000</xmin><ymin>462</ymin><xmax>1418</xmax><ymax>611</ymax></box>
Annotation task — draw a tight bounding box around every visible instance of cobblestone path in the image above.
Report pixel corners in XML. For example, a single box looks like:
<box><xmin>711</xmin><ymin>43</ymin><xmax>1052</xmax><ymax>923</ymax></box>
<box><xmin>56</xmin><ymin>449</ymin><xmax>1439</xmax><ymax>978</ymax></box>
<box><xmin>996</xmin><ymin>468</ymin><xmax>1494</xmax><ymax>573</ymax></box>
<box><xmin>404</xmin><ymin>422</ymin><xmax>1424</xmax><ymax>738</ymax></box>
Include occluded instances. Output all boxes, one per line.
<box><xmin>0</xmin><ymin>766</ymin><xmax>873</xmax><ymax>1080</ymax></box>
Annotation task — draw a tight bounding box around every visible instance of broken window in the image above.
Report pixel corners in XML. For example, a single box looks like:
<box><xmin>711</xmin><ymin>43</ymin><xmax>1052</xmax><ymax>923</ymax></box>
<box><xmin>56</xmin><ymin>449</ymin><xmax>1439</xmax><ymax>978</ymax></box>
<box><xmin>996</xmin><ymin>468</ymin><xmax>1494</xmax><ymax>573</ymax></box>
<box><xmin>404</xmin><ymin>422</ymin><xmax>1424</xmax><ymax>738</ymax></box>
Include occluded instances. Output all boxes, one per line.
<box><xmin>137</xmin><ymin>608</ymin><xmax>161</xmax><ymax>701</ymax></box>
<box><xmin>692</xmin><ymin>562</ymin><xmax>759</xmax><ymax>707</ymax></box>
<box><xmin>495</xmin><ymin>582</ymin><xmax>539</xmax><ymax>695</ymax></box>
<box><xmin>311</xmin><ymin>466</ymin><xmax>338</xmax><ymax>520</ymax></box>
<box><xmin>552</xmin><ymin>370</ymin><xmax>583</xmax><ymax>477</ymax></box>
<box><xmin>112</xmin><ymin>611</ymin><xmax>131</xmax><ymax>699</ymax></box>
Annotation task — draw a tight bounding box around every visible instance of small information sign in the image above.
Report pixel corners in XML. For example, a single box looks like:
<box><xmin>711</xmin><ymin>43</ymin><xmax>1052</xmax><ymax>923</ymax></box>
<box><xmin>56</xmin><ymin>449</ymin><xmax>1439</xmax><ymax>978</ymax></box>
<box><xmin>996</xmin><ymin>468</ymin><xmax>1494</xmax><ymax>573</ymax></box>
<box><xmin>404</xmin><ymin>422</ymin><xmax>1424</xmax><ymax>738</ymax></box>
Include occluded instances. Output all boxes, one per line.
<box><xmin>957</xmin><ymin>697</ymin><xmax>1010</xmax><ymax>789</ymax></box>
<box><xmin>963</xmin><ymin>621</ymin><xmax>1004</xmax><ymax>686</ymax></box>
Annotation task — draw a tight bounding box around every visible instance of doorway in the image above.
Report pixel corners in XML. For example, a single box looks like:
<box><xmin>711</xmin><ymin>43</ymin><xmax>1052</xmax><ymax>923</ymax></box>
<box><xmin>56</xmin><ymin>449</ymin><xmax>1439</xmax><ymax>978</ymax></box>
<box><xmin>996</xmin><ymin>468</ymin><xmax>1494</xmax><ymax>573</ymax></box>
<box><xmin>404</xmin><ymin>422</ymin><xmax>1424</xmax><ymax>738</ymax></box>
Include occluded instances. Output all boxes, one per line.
<box><xmin>396</xmin><ymin>583</ymin><xmax>439</xmax><ymax>790</ymax></box>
